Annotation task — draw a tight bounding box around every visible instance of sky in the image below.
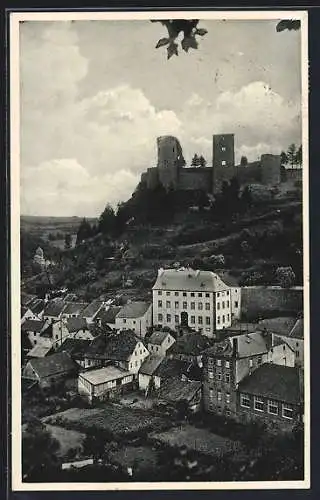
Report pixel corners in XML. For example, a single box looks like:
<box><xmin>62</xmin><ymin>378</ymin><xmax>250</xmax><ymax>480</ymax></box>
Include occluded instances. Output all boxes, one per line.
<box><xmin>19</xmin><ymin>18</ymin><xmax>302</xmax><ymax>217</ymax></box>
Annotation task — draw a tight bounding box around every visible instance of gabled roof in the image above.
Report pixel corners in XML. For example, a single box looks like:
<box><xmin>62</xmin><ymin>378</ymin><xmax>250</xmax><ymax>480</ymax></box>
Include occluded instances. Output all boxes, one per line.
<box><xmin>238</xmin><ymin>363</ymin><xmax>302</xmax><ymax>404</ymax></box>
<box><xmin>56</xmin><ymin>338</ymin><xmax>91</xmax><ymax>358</ymax></box>
<box><xmin>26</xmin><ymin>352</ymin><xmax>78</xmax><ymax>379</ymax></box>
<box><xmin>148</xmin><ymin>330</ymin><xmax>173</xmax><ymax>346</ymax></box>
<box><xmin>27</xmin><ymin>343</ymin><xmax>53</xmax><ymax>358</ymax></box>
<box><xmin>155</xmin><ymin>358</ymin><xmax>194</xmax><ymax>380</ymax></box>
<box><xmin>66</xmin><ymin>317</ymin><xmax>88</xmax><ymax>333</ymax></box>
<box><xmin>139</xmin><ymin>354</ymin><xmax>164</xmax><ymax>375</ymax></box>
<box><xmin>257</xmin><ymin>317</ymin><xmax>297</xmax><ymax>336</ymax></box>
<box><xmin>233</xmin><ymin>332</ymin><xmax>270</xmax><ymax>358</ymax></box>
<box><xmin>84</xmin><ymin>331</ymin><xmax>141</xmax><ymax>361</ymax></box>
<box><xmin>21</xmin><ymin>319</ymin><xmax>47</xmax><ymax>333</ymax></box>
<box><xmin>167</xmin><ymin>333</ymin><xmax>212</xmax><ymax>356</ymax></box>
<box><xmin>28</xmin><ymin>298</ymin><xmax>46</xmax><ymax>315</ymax></box>
<box><xmin>288</xmin><ymin>318</ymin><xmax>304</xmax><ymax>340</ymax></box>
<box><xmin>79</xmin><ymin>366</ymin><xmax>130</xmax><ymax>386</ymax></box>
<box><xmin>116</xmin><ymin>301</ymin><xmax>151</xmax><ymax>319</ymax></box>
<box><xmin>152</xmin><ymin>268</ymin><xmax>229</xmax><ymax>292</ymax></box>
<box><xmin>62</xmin><ymin>302</ymin><xmax>88</xmax><ymax>315</ymax></box>
<box><xmin>81</xmin><ymin>300</ymin><xmax>104</xmax><ymax>319</ymax></box>
<box><xmin>158</xmin><ymin>378</ymin><xmax>202</xmax><ymax>403</ymax></box>
<box><xmin>96</xmin><ymin>306</ymin><xmax>122</xmax><ymax>324</ymax></box>
<box><xmin>43</xmin><ymin>301</ymin><xmax>66</xmax><ymax>318</ymax></box>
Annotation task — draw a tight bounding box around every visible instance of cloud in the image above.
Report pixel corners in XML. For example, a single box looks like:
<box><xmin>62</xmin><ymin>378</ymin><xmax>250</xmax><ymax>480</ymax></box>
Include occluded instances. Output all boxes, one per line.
<box><xmin>21</xmin><ymin>159</ymin><xmax>139</xmax><ymax>217</ymax></box>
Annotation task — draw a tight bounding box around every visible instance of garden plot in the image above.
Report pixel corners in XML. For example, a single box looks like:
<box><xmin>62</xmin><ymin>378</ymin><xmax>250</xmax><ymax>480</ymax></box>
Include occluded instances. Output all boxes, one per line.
<box><xmin>43</xmin><ymin>404</ymin><xmax>170</xmax><ymax>437</ymax></box>
<box><xmin>150</xmin><ymin>424</ymin><xmax>241</xmax><ymax>457</ymax></box>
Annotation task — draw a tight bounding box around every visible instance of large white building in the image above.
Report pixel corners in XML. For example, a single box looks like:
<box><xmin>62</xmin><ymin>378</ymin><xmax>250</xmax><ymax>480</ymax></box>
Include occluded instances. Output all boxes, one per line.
<box><xmin>152</xmin><ymin>268</ymin><xmax>241</xmax><ymax>337</ymax></box>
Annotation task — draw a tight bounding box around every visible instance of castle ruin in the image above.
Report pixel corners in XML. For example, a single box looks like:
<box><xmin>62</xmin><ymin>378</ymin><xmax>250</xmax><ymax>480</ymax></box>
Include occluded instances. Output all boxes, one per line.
<box><xmin>141</xmin><ymin>133</ymin><xmax>282</xmax><ymax>195</ymax></box>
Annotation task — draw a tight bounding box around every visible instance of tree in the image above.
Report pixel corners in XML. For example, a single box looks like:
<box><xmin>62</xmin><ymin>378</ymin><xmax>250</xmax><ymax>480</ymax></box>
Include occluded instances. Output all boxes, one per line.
<box><xmin>240</xmin><ymin>156</ymin><xmax>248</xmax><ymax>166</ymax></box>
<box><xmin>275</xmin><ymin>266</ymin><xmax>296</xmax><ymax>288</ymax></box>
<box><xmin>287</xmin><ymin>143</ymin><xmax>297</xmax><ymax>170</ymax></box>
<box><xmin>241</xmin><ymin>185</ymin><xmax>253</xmax><ymax>211</ymax></box>
<box><xmin>280</xmin><ymin>151</ymin><xmax>288</xmax><ymax>166</ymax></box>
<box><xmin>76</xmin><ymin>218</ymin><xmax>93</xmax><ymax>245</ymax></box>
<box><xmin>22</xmin><ymin>419</ymin><xmax>61</xmax><ymax>480</ymax></box>
<box><xmin>296</xmin><ymin>145</ymin><xmax>302</xmax><ymax>167</ymax></box>
<box><xmin>64</xmin><ymin>233</ymin><xmax>72</xmax><ymax>250</ymax></box>
<box><xmin>199</xmin><ymin>155</ymin><xmax>207</xmax><ymax>168</ymax></box>
<box><xmin>191</xmin><ymin>153</ymin><xmax>200</xmax><ymax>167</ymax></box>
<box><xmin>98</xmin><ymin>204</ymin><xmax>116</xmax><ymax>237</ymax></box>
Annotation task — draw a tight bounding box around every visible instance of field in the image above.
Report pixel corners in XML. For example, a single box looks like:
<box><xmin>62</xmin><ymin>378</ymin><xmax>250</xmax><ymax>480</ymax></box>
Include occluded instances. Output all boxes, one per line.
<box><xmin>45</xmin><ymin>424</ymin><xmax>85</xmax><ymax>458</ymax></box>
<box><xmin>150</xmin><ymin>425</ymin><xmax>241</xmax><ymax>457</ymax></box>
<box><xmin>43</xmin><ymin>404</ymin><xmax>171</xmax><ymax>437</ymax></box>
<box><xmin>110</xmin><ymin>446</ymin><xmax>159</xmax><ymax>472</ymax></box>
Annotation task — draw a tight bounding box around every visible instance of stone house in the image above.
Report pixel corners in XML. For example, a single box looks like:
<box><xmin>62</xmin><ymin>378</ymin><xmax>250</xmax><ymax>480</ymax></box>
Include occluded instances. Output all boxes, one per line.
<box><xmin>138</xmin><ymin>354</ymin><xmax>164</xmax><ymax>392</ymax></box>
<box><xmin>22</xmin><ymin>351</ymin><xmax>78</xmax><ymax>389</ymax></box>
<box><xmin>43</xmin><ymin>300</ymin><xmax>66</xmax><ymax>324</ymax></box>
<box><xmin>237</xmin><ymin>363</ymin><xmax>303</xmax><ymax>431</ymax></box>
<box><xmin>166</xmin><ymin>332</ymin><xmax>212</xmax><ymax>366</ymax></box>
<box><xmin>83</xmin><ymin>331</ymin><xmax>149</xmax><ymax>375</ymax></box>
<box><xmin>157</xmin><ymin>378</ymin><xmax>202</xmax><ymax>412</ymax></box>
<box><xmin>202</xmin><ymin>331</ymin><xmax>295</xmax><ymax>419</ymax></box>
<box><xmin>96</xmin><ymin>306</ymin><xmax>122</xmax><ymax>330</ymax></box>
<box><xmin>152</xmin><ymin>268</ymin><xmax>236</xmax><ymax>337</ymax></box>
<box><xmin>81</xmin><ymin>299</ymin><xmax>105</xmax><ymax>324</ymax></box>
<box><xmin>51</xmin><ymin>317</ymin><xmax>93</xmax><ymax>350</ymax></box>
<box><xmin>148</xmin><ymin>330</ymin><xmax>176</xmax><ymax>356</ymax></box>
<box><xmin>56</xmin><ymin>338</ymin><xmax>92</xmax><ymax>367</ymax></box>
<box><xmin>21</xmin><ymin>319</ymin><xmax>51</xmax><ymax>348</ymax></box>
<box><xmin>78</xmin><ymin>366</ymin><xmax>134</xmax><ymax>403</ymax></box>
<box><xmin>115</xmin><ymin>301</ymin><xmax>152</xmax><ymax>338</ymax></box>
<box><xmin>259</xmin><ymin>317</ymin><xmax>304</xmax><ymax>368</ymax></box>
<box><xmin>61</xmin><ymin>302</ymin><xmax>88</xmax><ymax>320</ymax></box>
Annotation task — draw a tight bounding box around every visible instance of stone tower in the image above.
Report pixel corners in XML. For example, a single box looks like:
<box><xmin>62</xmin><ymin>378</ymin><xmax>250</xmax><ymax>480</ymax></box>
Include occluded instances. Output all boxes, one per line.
<box><xmin>260</xmin><ymin>154</ymin><xmax>281</xmax><ymax>185</ymax></box>
<box><xmin>212</xmin><ymin>134</ymin><xmax>235</xmax><ymax>194</ymax></box>
<box><xmin>157</xmin><ymin>136</ymin><xmax>185</xmax><ymax>191</ymax></box>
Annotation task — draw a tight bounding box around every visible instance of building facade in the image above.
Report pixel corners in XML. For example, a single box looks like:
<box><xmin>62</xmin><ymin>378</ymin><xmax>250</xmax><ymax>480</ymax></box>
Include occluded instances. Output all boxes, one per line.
<box><xmin>152</xmin><ymin>268</ymin><xmax>237</xmax><ymax>337</ymax></box>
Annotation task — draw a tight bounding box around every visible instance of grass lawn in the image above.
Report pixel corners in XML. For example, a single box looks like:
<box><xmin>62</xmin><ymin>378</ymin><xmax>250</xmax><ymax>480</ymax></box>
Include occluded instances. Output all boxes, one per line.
<box><xmin>110</xmin><ymin>446</ymin><xmax>159</xmax><ymax>472</ymax></box>
<box><xmin>43</xmin><ymin>404</ymin><xmax>171</xmax><ymax>437</ymax></box>
<box><xmin>45</xmin><ymin>424</ymin><xmax>85</xmax><ymax>458</ymax></box>
<box><xmin>150</xmin><ymin>424</ymin><xmax>241</xmax><ymax>457</ymax></box>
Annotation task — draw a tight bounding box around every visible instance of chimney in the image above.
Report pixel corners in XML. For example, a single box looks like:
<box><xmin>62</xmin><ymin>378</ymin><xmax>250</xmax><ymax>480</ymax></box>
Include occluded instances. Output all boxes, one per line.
<box><xmin>232</xmin><ymin>337</ymin><xmax>238</xmax><ymax>358</ymax></box>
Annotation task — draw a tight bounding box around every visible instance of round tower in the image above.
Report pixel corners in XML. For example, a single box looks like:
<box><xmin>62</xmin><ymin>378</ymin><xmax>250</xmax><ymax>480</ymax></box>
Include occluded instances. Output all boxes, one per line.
<box><xmin>157</xmin><ymin>136</ymin><xmax>185</xmax><ymax>191</ymax></box>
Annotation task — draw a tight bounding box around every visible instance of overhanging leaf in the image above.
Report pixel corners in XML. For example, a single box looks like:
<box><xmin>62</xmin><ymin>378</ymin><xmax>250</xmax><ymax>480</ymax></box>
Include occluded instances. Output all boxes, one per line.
<box><xmin>156</xmin><ymin>37</ymin><xmax>170</xmax><ymax>48</ymax></box>
<box><xmin>167</xmin><ymin>43</ymin><xmax>179</xmax><ymax>59</ymax></box>
<box><xmin>195</xmin><ymin>28</ymin><xmax>208</xmax><ymax>36</ymax></box>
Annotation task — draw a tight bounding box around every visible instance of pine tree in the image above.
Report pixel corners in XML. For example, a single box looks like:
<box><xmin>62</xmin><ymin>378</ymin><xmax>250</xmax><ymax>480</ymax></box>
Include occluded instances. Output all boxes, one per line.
<box><xmin>287</xmin><ymin>144</ymin><xmax>297</xmax><ymax>170</ymax></box>
<box><xmin>191</xmin><ymin>153</ymin><xmax>200</xmax><ymax>167</ymax></box>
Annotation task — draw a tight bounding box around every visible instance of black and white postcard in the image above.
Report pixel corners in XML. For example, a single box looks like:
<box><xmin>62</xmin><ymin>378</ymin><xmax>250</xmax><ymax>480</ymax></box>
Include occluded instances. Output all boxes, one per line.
<box><xmin>10</xmin><ymin>9</ymin><xmax>309</xmax><ymax>491</ymax></box>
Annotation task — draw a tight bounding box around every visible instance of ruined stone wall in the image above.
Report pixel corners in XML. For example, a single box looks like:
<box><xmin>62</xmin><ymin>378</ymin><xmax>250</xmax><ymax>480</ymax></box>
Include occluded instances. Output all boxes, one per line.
<box><xmin>261</xmin><ymin>154</ymin><xmax>281</xmax><ymax>185</ymax></box>
<box><xmin>178</xmin><ymin>168</ymin><xmax>212</xmax><ymax>191</ymax></box>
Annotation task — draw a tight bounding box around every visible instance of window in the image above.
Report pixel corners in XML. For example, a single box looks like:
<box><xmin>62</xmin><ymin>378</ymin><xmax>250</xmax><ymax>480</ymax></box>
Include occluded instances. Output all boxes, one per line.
<box><xmin>175</xmin><ymin>315</ymin><xmax>179</xmax><ymax>323</ymax></box>
<box><xmin>208</xmin><ymin>369</ymin><xmax>214</xmax><ymax>379</ymax></box>
<box><xmin>209</xmin><ymin>388</ymin><xmax>214</xmax><ymax>400</ymax></box>
<box><xmin>205</xmin><ymin>317</ymin><xmax>210</xmax><ymax>325</ymax></box>
<box><xmin>167</xmin><ymin>314</ymin><xmax>171</xmax><ymax>322</ymax></box>
<box><xmin>226</xmin><ymin>409</ymin><xmax>231</xmax><ymax>417</ymax></box>
<box><xmin>222</xmin><ymin>315</ymin><xmax>225</xmax><ymax>323</ymax></box>
<box><xmin>217</xmin><ymin>317</ymin><xmax>220</xmax><ymax>325</ymax></box>
<box><xmin>221</xmin><ymin>146</ymin><xmax>226</xmax><ymax>152</ymax></box>
<box><xmin>217</xmin><ymin>391</ymin><xmax>222</xmax><ymax>401</ymax></box>
<box><xmin>227</xmin><ymin>301</ymin><xmax>230</xmax><ymax>308</ymax></box>
<box><xmin>226</xmin><ymin>393</ymin><xmax>230</xmax><ymax>404</ymax></box>
<box><xmin>296</xmin><ymin>342</ymin><xmax>299</xmax><ymax>347</ymax></box>
<box><xmin>158</xmin><ymin>300</ymin><xmax>162</xmax><ymax>307</ymax></box>
<box><xmin>166</xmin><ymin>301</ymin><xmax>170</xmax><ymax>308</ymax></box>
<box><xmin>55</xmin><ymin>334</ymin><xmax>59</xmax><ymax>339</ymax></box>
<box><xmin>268</xmin><ymin>400</ymin><xmax>279</xmax><ymax>415</ymax></box>
<box><xmin>217</xmin><ymin>372</ymin><xmax>222</xmax><ymax>381</ymax></box>
<box><xmin>158</xmin><ymin>313</ymin><xmax>163</xmax><ymax>322</ymax></box>
<box><xmin>217</xmin><ymin>293</ymin><xmax>220</xmax><ymax>298</ymax></box>
<box><xmin>198</xmin><ymin>303</ymin><xmax>203</xmax><ymax>310</ymax></box>
<box><xmin>222</xmin><ymin>301</ymin><xmax>225</xmax><ymax>309</ymax></box>
<box><xmin>191</xmin><ymin>302</ymin><xmax>195</xmax><ymax>310</ymax></box>
<box><xmin>282</xmin><ymin>404</ymin><xmax>293</xmax><ymax>419</ymax></box>
<box><xmin>225</xmin><ymin>360</ymin><xmax>230</xmax><ymax>368</ymax></box>
<box><xmin>221</xmin><ymin>160</ymin><xmax>226</xmax><ymax>166</ymax></box>
<box><xmin>257</xmin><ymin>355</ymin><xmax>263</xmax><ymax>365</ymax></box>
<box><xmin>296</xmin><ymin>350</ymin><xmax>300</xmax><ymax>357</ymax></box>
<box><xmin>175</xmin><ymin>292</ymin><xmax>179</xmax><ymax>296</ymax></box>
<box><xmin>191</xmin><ymin>316</ymin><xmax>195</xmax><ymax>324</ymax></box>
<box><xmin>123</xmin><ymin>319</ymin><xmax>127</xmax><ymax>324</ymax></box>
<box><xmin>166</xmin><ymin>291</ymin><xmax>170</xmax><ymax>296</ymax></box>
<box><xmin>225</xmin><ymin>373</ymin><xmax>230</xmax><ymax>383</ymax></box>
<box><xmin>198</xmin><ymin>293</ymin><xmax>202</xmax><ymax>297</ymax></box>
<box><xmin>205</xmin><ymin>303</ymin><xmax>210</xmax><ymax>310</ymax></box>
<box><xmin>191</xmin><ymin>292</ymin><xmax>195</xmax><ymax>297</ymax></box>
<box><xmin>217</xmin><ymin>303</ymin><xmax>220</xmax><ymax>310</ymax></box>
<box><xmin>283</xmin><ymin>345</ymin><xmax>286</xmax><ymax>351</ymax></box>
<box><xmin>249</xmin><ymin>358</ymin><xmax>253</xmax><ymax>368</ymax></box>
<box><xmin>183</xmin><ymin>292</ymin><xmax>187</xmax><ymax>297</ymax></box>
<box><xmin>227</xmin><ymin>291</ymin><xmax>229</xmax><ymax>296</ymax></box>
<box><xmin>254</xmin><ymin>396</ymin><xmax>264</xmax><ymax>412</ymax></box>
<box><xmin>198</xmin><ymin>317</ymin><xmax>203</xmax><ymax>325</ymax></box>
<box><xmin>158</xmin><ymin>291</ymin><xmax>162</xmax><ymax>295</ymax></box>
<box><xmin>135</xmin><ymin>361</ymin><xmax>138</xmax><ymax>367</ymax></box>
<box><xmin>205</xmin><ymin>293</ymin><xmax>210</xmax><ymax>298</ymax></box>
<box><xmin>183</xmin><ymin>302</ymin><xmax>187</xmax><ymax>309</ymax></box>
<box><xmin>235</xmin><ymin>301</ymin><xmax>239</xmax><ymax>308</ymax></box>
<box><xmin>175</xmin><ymin>301</ymin><xmax>179</xmax><ymax>309</ymax></box>
<box><xmin>240</xmin><ymin>394</ymin><xmax>250</xmax><ymax>408</ymax></box>
<box><xmin>217</xmin><ymin>359</ymin><xmax>222</xmax><ymax>366</ymax></box>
